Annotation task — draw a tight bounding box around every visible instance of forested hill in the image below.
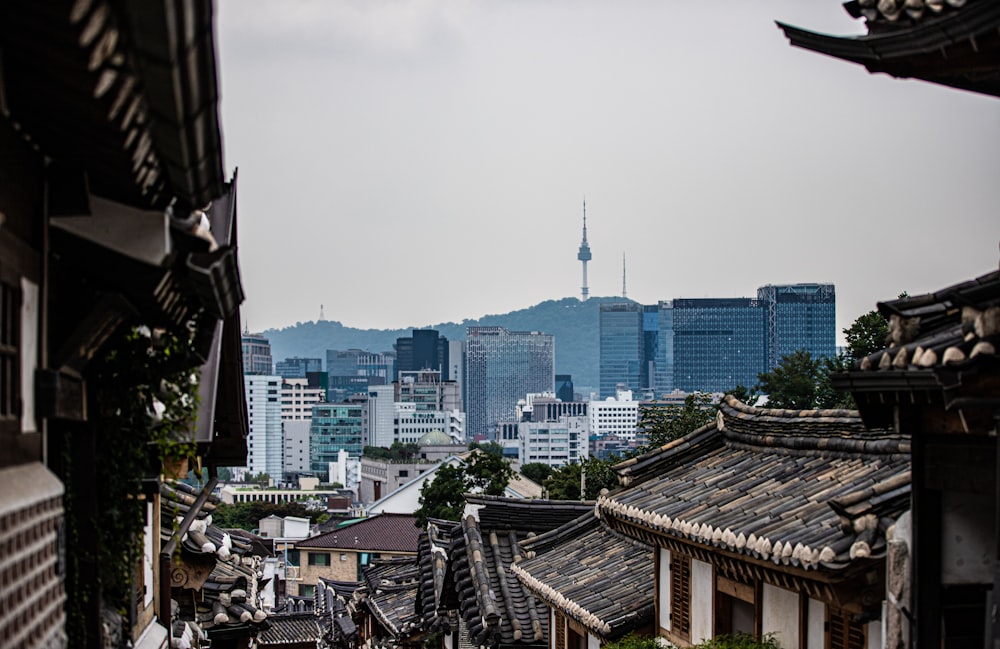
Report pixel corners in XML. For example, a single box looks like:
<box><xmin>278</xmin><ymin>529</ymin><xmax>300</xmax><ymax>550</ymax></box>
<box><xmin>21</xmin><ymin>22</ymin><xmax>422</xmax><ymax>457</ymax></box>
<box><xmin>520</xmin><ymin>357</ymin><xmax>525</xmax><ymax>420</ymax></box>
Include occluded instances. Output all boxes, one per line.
<box><xmin>264</xmin><ymin>296</ymin><xmax>631</xmax><ymax>391</ymax></box>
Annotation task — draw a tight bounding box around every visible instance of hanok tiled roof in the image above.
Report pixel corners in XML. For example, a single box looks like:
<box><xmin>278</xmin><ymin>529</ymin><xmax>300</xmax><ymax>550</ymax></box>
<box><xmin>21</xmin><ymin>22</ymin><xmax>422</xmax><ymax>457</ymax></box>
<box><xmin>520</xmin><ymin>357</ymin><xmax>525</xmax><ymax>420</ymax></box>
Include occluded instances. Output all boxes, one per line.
<box><xmin>453</xmin><ymin>497</ymin><xmax>596</xmax><ymax>648</ymax></box>
<box><xmin>832</xmin><ymin>268</ymin><xmax>1000</xmax><ymax>428</ymax></box>
<box><xmin>297</xmin><ymin>513</ymin><xmax>420</xmax><ymax>553</ymax></box>
<box><xmin>417</xmin><ymin>519</ymin><xmax>462</xmax><ymax>634</ymax></box>
<box><xmin>777</xmin><ymin>0</ymin><xmax>1000</xmax><ymax>96</ymax></box>
<box><xmin>256</xmin><ymin>613</ymin><xmax>321</xmax><ymax>647</ymax></box>
<box><xmin>513</xmin><ymin>514</ymin><xmax>654</xmax><ymax>641</ymax></box>
<box><xmin>601</xmin><ymin>396</ymin><xmax>911</xmax><ymax>571</ymax></box>
<box><xmin>160</xmin><ymin>482</ymin><xmax>269</xmax><ymax>633</ymax></box>
<box><xmin>362</xmin><ymin>557</ymin><xmax>423</xmax><ymax>639</ymax></box>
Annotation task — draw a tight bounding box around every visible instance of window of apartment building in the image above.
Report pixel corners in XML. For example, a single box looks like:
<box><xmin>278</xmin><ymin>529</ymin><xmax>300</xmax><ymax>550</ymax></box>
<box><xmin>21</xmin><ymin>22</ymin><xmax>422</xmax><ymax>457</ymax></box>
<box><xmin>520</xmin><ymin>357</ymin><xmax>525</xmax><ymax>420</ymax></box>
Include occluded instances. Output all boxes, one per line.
<box><xmin>308</xmin><ymin>552</ymin><xmax>330</xmax><ymax>566</ymax></box>
<box><xmin>828</xmin><ymin>607</ymin><xmax>865</xmax><ymax>649</ymax></box>
<box><xmin>299</xmin><ymin>584</ymin><xmax>316</xmax><ymax>598</ymax></box>
<box><xmin>670</xmin><ymin>552</ymin><xmax>692</xmax><ymax>640</ymax></box>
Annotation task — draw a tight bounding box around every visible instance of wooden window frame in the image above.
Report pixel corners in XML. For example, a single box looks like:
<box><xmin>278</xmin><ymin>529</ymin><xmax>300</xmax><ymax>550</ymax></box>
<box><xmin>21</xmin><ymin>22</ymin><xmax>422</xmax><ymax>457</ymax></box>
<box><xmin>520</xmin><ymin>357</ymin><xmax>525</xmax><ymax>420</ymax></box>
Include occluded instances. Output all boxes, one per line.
<box><xmin>828</xmin><ymin>606</ymin><xmax>865</xmax><ymax>649</ymax></box>
<box><xmin>0</xmin><ymin>266</ymin><xmax>22</xmax><ymax>434</ymax></box>
<box><xmin>670</xmin><ymin>552</ymin><xmax>691</xmax><ymax>641</ymax></box>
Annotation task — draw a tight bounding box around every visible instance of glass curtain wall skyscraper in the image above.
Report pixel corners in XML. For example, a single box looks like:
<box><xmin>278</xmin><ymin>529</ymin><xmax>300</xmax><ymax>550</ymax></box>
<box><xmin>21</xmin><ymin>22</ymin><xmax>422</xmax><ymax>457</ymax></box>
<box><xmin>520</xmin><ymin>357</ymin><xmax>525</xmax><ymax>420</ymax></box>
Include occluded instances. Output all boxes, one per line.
<box><xmin>599</xmin><ymin>302</ymin><xmax>673</xmax><ymax>398</ymax></box>
<box><xmin>757</xmin><ymin>283</ymin><xmax>836</xmax><ymax>368</ymax></box>
<box><xmin>672</xmin><ymin>298</ymin><xmax>767</xmax><ymax>392</ymax></box>
<box><xmin>465</xmin><ymin>327</ymin><xmax>555</xmax><ymax>438</ymax></box>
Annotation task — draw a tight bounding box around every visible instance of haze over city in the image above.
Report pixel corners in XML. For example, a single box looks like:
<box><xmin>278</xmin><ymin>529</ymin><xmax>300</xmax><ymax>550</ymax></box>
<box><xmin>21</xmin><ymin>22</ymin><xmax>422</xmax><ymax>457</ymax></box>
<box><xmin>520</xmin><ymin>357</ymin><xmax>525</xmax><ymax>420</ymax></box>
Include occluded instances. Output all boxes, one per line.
<box><xmin>218</xmin><ymin>1</ymin><xmax>999</xmax><ymax>341</ymax></box>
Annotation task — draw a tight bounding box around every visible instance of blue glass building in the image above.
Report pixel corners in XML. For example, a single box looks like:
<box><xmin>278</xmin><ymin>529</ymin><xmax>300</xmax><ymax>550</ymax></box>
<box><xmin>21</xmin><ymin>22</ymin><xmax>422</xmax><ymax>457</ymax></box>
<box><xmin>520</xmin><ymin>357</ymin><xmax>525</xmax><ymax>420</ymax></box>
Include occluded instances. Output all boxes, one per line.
<box><xmin>672</xmin><ymin>298</ymin><xmax>767</xmax><ymax>392</ymax></box>
<box><xmin>757</xmin><ymin>283</ymin><xmax>836</xmax><ymax>368</ymax></box>
<box><xmin>309</xmin><ymin>403</ymin><xmax>363</xmax><ymax>478</ymax></box>
<box><xmin>599</xmin><ymin>302</ymin><xmax>674</xmax><ymax>398</ymax></box>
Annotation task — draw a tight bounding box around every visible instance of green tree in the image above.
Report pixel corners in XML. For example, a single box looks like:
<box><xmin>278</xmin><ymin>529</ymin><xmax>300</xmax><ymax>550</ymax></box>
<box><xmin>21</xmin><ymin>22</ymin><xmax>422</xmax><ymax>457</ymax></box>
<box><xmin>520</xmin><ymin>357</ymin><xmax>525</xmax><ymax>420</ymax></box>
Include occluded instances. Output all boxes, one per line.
<box><xmin>414</xmin><ymin>451</ymin><xmax>515</xmax><ymax>526</ymax></box>
<box><xmin>210</xmin><ymin>501</ymin><xmax>321</xmax><ymax>531</ymax></box>
<box><xmin>639</xmin><ymin>393</ymin><xmax>716</xmax><ymax>449</ymax></box>
<box><xmin>755</xmin><ymin>349</ymin><xmax>822</xmax><ymax>410</ymax></box>
<box><xmin>815</xmin><ymin>352</ymin><xmax>856</xmax><ymax>410</ymax></box>
<box><xmin>728</xmin><ymin>384</ymin><xmax>760</xmax><ymax>407</ymax></box>
<box><xmin>415</xmin><ymin>463</ymin><xmax>468</xmax><ymax>527</ymax></box>
<box><xmin>543</xmin><ymin>456</ymin><xmax>619</xmax><ymax>500</ymax></box>
<box><xmin>520</xmin><ymin>462</ymin><xmax>553</xmax><ymax>484</ymax></box>
<box><xmin>844</xmin><ymin>310</ymin><xmax>890</xmax><ymax>360</ymax></box>
<box><xmin>467</xmin><ymin>440</ymin><xmax>505</xmax><ymax>457</ymax></box>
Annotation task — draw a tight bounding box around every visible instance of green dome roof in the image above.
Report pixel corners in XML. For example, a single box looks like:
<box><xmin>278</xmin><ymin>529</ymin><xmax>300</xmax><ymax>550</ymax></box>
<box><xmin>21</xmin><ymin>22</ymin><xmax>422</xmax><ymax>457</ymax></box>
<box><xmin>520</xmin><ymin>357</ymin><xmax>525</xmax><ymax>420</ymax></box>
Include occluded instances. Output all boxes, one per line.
<box><xmin>418</xmin><ymin>430</ymin><xmax>454</xmax><ymax>446</ymax></box>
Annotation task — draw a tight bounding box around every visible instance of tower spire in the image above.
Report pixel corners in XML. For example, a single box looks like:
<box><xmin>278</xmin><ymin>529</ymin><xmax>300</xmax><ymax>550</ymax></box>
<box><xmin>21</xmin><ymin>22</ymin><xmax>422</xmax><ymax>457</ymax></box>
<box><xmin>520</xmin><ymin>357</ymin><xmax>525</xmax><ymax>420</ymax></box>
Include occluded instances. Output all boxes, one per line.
<box><xmin>577</xmin><ymin>198</ymin><xmax>592</xmax><ymax>301</ymax></box>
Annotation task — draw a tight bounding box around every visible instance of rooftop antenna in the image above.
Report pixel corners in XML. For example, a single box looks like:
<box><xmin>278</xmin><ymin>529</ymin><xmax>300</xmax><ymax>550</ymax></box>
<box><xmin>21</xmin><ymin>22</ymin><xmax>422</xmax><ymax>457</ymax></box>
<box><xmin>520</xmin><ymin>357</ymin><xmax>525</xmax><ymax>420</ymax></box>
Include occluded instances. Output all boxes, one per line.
<box><xmin>622</xmin><ymin>252</ymin><xmax>627</xmax><ymax>298</ymax></box>
<box><xmin>320</xmin><ymin>304</ymin><xmax>325</xmax><ymax>321</ymax></box>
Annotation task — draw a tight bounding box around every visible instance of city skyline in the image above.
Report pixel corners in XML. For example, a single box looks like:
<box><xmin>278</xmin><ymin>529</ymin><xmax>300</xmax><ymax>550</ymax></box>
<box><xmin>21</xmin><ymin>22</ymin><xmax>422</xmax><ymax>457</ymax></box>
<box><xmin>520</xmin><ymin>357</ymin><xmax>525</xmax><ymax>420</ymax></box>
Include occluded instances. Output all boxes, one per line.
<box><xmin>217</xmin><ymin>2</ymin><xmax>999</xmax><ymax>341</ymax></box>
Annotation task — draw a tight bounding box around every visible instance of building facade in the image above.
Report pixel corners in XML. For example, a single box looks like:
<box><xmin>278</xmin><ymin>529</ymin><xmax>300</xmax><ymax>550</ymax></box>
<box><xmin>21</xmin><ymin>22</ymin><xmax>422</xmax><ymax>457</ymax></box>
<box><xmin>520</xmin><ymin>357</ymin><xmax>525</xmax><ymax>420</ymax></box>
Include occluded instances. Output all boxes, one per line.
<box><xmin>589</xmin><ymin>388</ymin><xmax>641</xmax><ymax>440</ymax></box>
<box><xmin>517</xmin><ymin>416</ymin><xmax>589</xmax><ymax>467</ymax></box>
<box><xmin>280</xmin><ymin>376</ymin><xmax>327</xmax><ymax>421</ymax></box>
<box><xmin>246</xmin><ymin>374</ymin><xmax>284</xmax><ymax>478</ymax></box>
<box><xmin>242</xmin><ymin>331</ymin><xmax>274</xmax><ymax>375</ymax></box>
<box><xmin>394</xmin><ymin>329</ymin><xmax>450</xmax><ymax>377</ymax></box>
<box><xmin>672</xmin><ymin>297</ymin><xmax>767</xmax><ymax>393</ymax></box>
<box><xmin>275</xmin><ymin>356</ymin><xmax>322</xmax><ymax>379</ymax></box>
<box><xmin>464</xmin><ymin>327</ymin><xmax>555</xmax><ymax>439</ymax></box>
<box><xmin>599</xmin><ymin>302</ymin><xmax>674</xmax><ymax>399</ymax></box>
<box><xmin>309</xmin><ymin>402</ymin><xmax>364</xmax><ymax>479</ymax></box>
<box><xmin>757</xmin><ymin>283</ymin><xmax>836</xmax><ymax>369</ymax></box>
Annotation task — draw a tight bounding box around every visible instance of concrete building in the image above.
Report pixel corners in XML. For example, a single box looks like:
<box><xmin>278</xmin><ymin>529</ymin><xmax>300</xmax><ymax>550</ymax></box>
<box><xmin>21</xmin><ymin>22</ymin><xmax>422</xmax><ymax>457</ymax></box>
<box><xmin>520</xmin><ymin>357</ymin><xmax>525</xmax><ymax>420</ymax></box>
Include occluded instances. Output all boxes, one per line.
<box><xmin>242</xmin><ymin>331</ymin><xmax>274</xmax><ymax>375</ymax></box>
<box><xmin>246</xmin><ymin>374</ymin><xmax>284</xmax><ymax>478</ymax></box>
<box><xmin>589</xmin><ymin>388</ymin><xmax>641</xmax><ymax>440</ymax></box>
<box><xmin>465</xmin><ymin>327</ymin><xmax>555</xmax><ymax>439</ymax></box>
<box><xmin>275</xmin><ymin>356</ymin><xmax>322</xmax><ymax>379</ymax></box>
<box><xmin>365</xmin><ymin>384</ymin><xmax>396</xmax><ymax>449</ymax></box>
<box><xmin>517</xmin><ymin>416</ymin><xmax>589</xmax><ymax>468</ymax></box>
<box><xmin>280</xmin><ymin>376</ymin><xmax>326</xmax><ymax>421</ymax></box>
<box><xmin>282</xmin><ymin>420</ymin><xmax>311</xmax><ymax>480</ymax></box>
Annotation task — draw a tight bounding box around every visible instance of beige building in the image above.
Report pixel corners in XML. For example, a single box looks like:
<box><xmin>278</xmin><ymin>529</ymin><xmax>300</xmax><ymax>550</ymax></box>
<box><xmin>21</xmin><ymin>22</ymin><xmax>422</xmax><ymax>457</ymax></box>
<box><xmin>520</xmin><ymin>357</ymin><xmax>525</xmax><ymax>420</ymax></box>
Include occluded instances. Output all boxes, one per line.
<box><xmin>291</xmin><ymin>513</ymin><xmax>420</xmax><ymax>597</ymax></box>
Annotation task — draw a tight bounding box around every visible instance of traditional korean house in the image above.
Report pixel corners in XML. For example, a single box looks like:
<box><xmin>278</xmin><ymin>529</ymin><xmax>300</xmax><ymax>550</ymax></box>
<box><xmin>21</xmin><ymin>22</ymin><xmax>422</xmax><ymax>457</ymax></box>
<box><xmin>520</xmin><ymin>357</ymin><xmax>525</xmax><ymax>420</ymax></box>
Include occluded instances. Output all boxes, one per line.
<box><xmin>160</xmin><ymin>481</ymin><xmax>268</xmax><ymax>648</ymax></box>
<box><xmin>415</xmin><ymin>518</ymin><xmax>462</xmax><ymax>649</ymax></box>
<box><xmin>777</xmin><ymin>0</ymin><xmax>1000</xmax><ymax>97</ymax></box>
<box><xmin>0</xmin><ymin>1</ymin><xmax>247</xmax><ymax>647</ymax></box>
<box><xmin>512</xmin><ymin>512</ymin><xmax>655</xmax><ymax>649</ymax></box>
<box><xmin>355</xmin><ymin>556</ymin><xmax>425</xmax><ymax>649</ymax></box>
<box><xmin>601</xmin><ymin>396</ymin><xmax>911</xmax><ymax>648</ymax></box>
<box><xmin>450</xmin><ymin>496</ymin><xmax>596</xmax><ymax>649</ymax></box>
<box><xmin>832</xmin><ymin>268</ymin><xmax>1000</xmax><ymax>648</ymax></box>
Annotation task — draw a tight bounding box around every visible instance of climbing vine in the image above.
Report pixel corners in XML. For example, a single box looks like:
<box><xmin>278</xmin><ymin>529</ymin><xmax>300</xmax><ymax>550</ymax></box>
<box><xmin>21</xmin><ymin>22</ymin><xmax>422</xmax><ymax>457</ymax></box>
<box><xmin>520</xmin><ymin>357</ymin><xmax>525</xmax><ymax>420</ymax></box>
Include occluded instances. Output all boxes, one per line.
<box><xmin>81</xmin><ymin>323</ymin><xmax>201</xmax><ymax>618</ymax></box>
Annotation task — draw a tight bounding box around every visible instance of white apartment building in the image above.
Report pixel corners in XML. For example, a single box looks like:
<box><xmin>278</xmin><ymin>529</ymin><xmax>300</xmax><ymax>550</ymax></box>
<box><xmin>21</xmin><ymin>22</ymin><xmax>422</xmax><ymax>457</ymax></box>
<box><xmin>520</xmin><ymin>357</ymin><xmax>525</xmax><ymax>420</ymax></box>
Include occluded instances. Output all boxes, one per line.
<box><xmin>245</xmin><ymin>374</ymin><xmax>283</xmax><ymax>478</ymax></box>
<box><xmin>517</xmin><ymin>415</ymin><xmax>589</xmax><ymax>467</ymax></box>
<box><xmin>283</xmin><ymin>419</ymin><xmax>311</xmax><ymax>479</ymax></box>
<box><xmin>281</xmin><ymin>378</ymin><xmax>326</xmax><ymax>421</ymax></box>
<box><xmin>589</xmin><ymin>388</ymin><xmax>640</xmax><ymax>440</ymax></box>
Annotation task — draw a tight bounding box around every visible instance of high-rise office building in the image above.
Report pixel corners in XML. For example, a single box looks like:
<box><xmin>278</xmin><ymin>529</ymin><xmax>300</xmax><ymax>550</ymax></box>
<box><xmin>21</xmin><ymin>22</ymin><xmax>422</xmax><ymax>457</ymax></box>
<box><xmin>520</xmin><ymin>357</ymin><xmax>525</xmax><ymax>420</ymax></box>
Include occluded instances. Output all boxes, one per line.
<box><xmin>309</xmin><ymin>401</ymin><xmax>364</xmax><ymax>479</ymax></box>
<box><xmin>599</xmin><ymin>284</ymin><xmax>834</xmax><ymax>395</ymax></box>
<box><xmin>275</xmin><ymin>356</ymin><xmax>322</xmax><ymax>379</ymax></box>
<box><xmin>465</xmin><ymin>327</ymin><xmax>555</xmax><ymax>438</ymax></box>
<box><xmin>555</xmin><ymin>375</ymin><xmax>575</xmax><ymax>402</ymax></box>
<box><xmin>672</xmin><ymin>297</ymin><xmax>766</xmax><ymax>392</ymax></box>
<box><xmin>245</xmin><ymin>374</ymin><xmax>283</xmax><ymax>478</ymax></box>
<box><xmin>757</xmin><ymin>283</ymin><xmax>836</xmax><ymax>368</ymax></box>
<box><xmin>242</xmin><ymin>331</ymin><xmax>273</xmax><ymax>375</ymax></box>
<box><xmin>599</xmin><ymin>302</ymin><xmax>674</xmax><ymax>398</ymax></box>
<box><xmin>395</xmin><ymin>329</ymin><xmax>450</xmax><ymax>377</ymax></box>
<box><xmin>326</xmin><ymin>349</ymin><xmax>395</xmax><ymax>402</ymax></box>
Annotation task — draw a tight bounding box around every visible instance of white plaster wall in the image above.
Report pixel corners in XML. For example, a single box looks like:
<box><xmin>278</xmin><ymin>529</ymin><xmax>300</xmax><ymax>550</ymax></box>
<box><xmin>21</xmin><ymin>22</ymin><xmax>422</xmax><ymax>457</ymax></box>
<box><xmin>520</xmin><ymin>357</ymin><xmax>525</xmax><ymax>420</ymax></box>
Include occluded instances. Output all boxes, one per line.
<box><xmin>587</xmin><ymin>633</ymin><xmax>601</xmax><ymax>649</ymax></box>
<box><xmin>867</xmin><ymin>619</ymin><xmax>883</xmax><ymax>649</ymax></box>
<box><xmin>690</xmin><ymin>559</ymin><xmax>713</xmax><ymax>644</ymax></box>
<box><xmin>807</xmin><ymin>598</ymin><xmax>825</xmax><ymax>649</ymax></box>
<box><xmin>941</xmin><ymin>490</ymin><xmax>994</xmax><ymax>584</ymax></box>
<box><xmin>658</xmin><ymin>548</ymin><xmax>671</xmax><ymax>631</ymax></box>
<box><xmin>762</xmin><ymin>584</ymin><xmax>799</xmax><ymax>649</ymax></box>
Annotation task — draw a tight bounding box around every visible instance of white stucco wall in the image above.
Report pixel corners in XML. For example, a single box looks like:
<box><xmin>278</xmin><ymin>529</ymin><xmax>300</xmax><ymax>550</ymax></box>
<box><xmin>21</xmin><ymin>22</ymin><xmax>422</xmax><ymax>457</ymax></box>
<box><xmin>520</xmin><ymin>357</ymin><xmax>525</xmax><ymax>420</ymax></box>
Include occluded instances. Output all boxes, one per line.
<box><xmin>658</xmin><ymin>548</ymin><xmax>671</xmax><ymax>631</ymax></box>
<box><xmin>762</xmin><ymin>584</ymin><xmax>799</xmax><ymax>649</ymax></box>
<box><xmin>867</xmin><ymin>619</ymin><xmax>882</xmax><ymax>649</ymax></box>
<box><xmin>690</xmin><ymin>559</ymin><xmax>713</xmax><ymax>644</ymax></box>
<box><xmin>807</xmin><ymin>598</ymin><xmax>825</xmax><ymax>649</ymax></box>
<box><xmin>587</xmin><ymin>633</ymin><xmax>601</xmax><ymax>649</ymax></box>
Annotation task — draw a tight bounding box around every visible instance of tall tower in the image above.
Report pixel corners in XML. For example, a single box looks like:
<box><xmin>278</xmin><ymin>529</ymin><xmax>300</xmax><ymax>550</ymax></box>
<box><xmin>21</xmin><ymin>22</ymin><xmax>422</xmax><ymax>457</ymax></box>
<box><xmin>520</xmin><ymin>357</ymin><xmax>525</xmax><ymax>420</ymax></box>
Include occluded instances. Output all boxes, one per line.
<box><xmin>622</xmin><ymin>252</ymin><xmax>627</xmax><ymax>298</ymax></box>
<box><xmin>577</xmin><ymin>200</ymin><xmax>592</xmax><ymax>300</ymax></box>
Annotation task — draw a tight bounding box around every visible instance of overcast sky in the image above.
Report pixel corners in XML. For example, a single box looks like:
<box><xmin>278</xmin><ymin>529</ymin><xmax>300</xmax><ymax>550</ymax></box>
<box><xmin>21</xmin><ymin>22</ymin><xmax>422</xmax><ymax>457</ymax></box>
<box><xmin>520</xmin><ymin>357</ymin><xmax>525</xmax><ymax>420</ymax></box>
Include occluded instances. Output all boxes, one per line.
<box><xmin>217</xmin><ymin>1</ymin><xmax>999</xmax><ymax>344</ymax></box>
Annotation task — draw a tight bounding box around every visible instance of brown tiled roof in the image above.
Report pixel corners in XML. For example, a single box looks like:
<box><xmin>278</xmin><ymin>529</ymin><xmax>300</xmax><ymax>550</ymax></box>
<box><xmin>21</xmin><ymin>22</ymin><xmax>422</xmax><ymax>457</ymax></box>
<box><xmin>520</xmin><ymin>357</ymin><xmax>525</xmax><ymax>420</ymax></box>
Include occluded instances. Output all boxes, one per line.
<box><xmin>362</xmin><ymin>557</ymin><xmax>423</xmax><ymax>639</ymax></box>
<box><xmin>601</xmin><ymin>396</ymin><xmax>910</xmax><ymax>571</ymax></box>
<box><xmin>513</xmin><ymin>514</ymin><xmax>654</xmax><ymax>641</ymax></box>
<box><xmin>257</xmin><ymin>613</ymin><xmax>321</xmax><ymax>647</ymax></box>
<box><xmin>297</xmin><ymin>513</ymin><xmax>420</xmax><ymax>553</ymax></box>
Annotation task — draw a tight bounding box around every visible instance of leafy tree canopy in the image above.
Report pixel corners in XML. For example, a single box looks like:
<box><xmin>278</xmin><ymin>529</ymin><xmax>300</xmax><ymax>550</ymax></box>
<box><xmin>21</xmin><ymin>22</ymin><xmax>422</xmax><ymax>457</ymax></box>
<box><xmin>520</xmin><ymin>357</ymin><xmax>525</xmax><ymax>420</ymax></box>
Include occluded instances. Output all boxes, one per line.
<box><xmin>755</xmin><ymin>349</ymin><xmax>822</xmax><ymax>410</ymax></box>
<box><xmin>363</xmin><ymin>442</ymin><xmax>421</xmax><ymax>461</ymax></box>
<box><xmin>543</xmin><ymin>456</ymin><xmax>620</xmax><ymax>501</ymax></box>
<box><xmin>414</xmin><ymin>451</ymin><xmax>515</xmax><ymax>527</ymax></box>
<box><xmin>520</xmin><ymin>462</ymin><xmax>553</xmax><ymax>485</ymax></box>
<box><xmin>844</xmin><ymin>310</ymin><xmax>890</xmax><ymax>360</ymax></box>
<box><xmin>467</xmin><ymin>440</ymin><xmax>505</xmax><ymax>457</ymax></box>
<box><xmin>639</xmin><ymin>393</ymin><xmax>716</xmax><ymax>450</ymax></box>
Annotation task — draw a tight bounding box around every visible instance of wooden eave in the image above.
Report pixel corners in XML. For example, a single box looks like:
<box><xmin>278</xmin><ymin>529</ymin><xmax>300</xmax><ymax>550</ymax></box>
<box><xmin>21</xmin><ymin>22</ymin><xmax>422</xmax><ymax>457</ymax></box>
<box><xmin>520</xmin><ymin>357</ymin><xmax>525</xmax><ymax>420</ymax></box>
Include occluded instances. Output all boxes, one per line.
<box><xmin>603</xmin><ymin>514</ymin><xmax>884</xmax><ymax>616</ymax></box>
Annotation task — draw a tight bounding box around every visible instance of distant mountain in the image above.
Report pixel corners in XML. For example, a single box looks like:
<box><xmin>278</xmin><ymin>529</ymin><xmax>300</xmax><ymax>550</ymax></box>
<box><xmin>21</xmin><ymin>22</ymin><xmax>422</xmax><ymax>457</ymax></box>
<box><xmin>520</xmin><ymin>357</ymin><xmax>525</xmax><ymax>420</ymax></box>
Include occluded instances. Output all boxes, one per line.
<box><xmin>264</xmin><ymin>296</ymin><xmax>631</xmax><ymax>391</ymax></box>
